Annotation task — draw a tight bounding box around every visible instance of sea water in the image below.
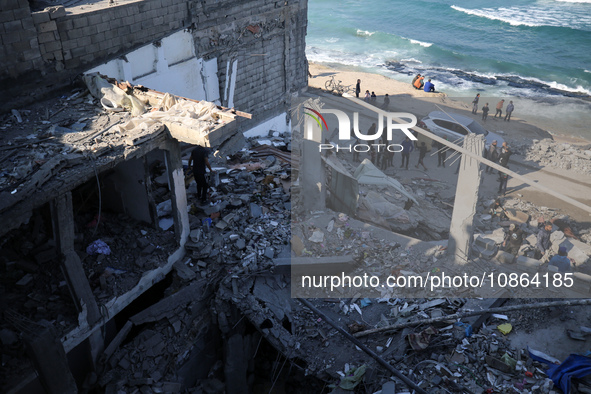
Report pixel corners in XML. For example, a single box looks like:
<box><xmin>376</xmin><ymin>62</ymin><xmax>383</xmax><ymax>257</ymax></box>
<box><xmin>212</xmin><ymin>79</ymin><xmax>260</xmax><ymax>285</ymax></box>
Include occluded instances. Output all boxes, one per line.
<box><xmin>307</xmin><ymin>0</ymin><xmax>591</xmax><ymax>138</ymax></box>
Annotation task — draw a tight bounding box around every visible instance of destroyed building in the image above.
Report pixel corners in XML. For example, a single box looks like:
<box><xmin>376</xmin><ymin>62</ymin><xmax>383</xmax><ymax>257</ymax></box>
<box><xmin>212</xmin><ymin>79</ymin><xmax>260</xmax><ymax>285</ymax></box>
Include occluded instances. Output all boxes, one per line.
<box><xmin>4</xmin><ymin>0</ymin><xmax>591</xmax><ymax>393</ymax></box>
<box><xmin>0</xmin><ymin>0</ymin><xmax>309</xmax><ymax>392</ymax></box>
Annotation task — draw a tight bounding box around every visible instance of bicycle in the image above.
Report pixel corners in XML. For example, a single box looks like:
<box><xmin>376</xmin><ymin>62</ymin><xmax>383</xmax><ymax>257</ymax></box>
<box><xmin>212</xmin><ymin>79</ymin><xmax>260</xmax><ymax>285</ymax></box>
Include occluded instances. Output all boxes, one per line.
<box><xmin>324</xmin><ymin>75</ymin><xmax>353</xmax><ymax>95</ymax></box>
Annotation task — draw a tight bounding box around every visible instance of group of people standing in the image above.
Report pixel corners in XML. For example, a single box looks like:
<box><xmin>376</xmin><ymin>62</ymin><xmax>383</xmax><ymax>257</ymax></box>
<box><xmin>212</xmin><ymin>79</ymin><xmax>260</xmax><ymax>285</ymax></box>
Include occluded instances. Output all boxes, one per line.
<box><xmin>483</xmin><ymin>140</ymin><xmax>512</xmax><ymax>195</ymax></box>
<box><xmin>355</xmin><ymin>79</ymin><xmax>391</xmax><ymax>110</ymax></box>
<box><xmin>472</xmin><ymin>94</ymin><xmax>515</xmax><ymax>122</ymax></box>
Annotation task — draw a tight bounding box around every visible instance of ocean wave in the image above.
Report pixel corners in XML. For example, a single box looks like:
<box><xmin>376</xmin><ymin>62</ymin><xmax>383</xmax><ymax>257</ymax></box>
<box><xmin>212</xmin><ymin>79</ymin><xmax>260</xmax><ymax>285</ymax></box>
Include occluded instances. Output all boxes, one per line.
<box><xmin>585</xmin><ymin>70</ymin><xmax>591</xmax><ymax>73</ymax></box>
<box><xmin>356</xmin><ymin>29</ymin><xmax>375</xmax><ymax>37</ymax></box>
<box><xmin>325</xmin><ymin>37</ymin><xmax>339</xmax><ymax>43</ymax></box>
<box><xmin>401</xmin><ymin>58</ymin><xmax>423</xmax><ymax>64</ymax></box>
<box><xmin>450</xmin><ymin>5</ymin><xmax>591</xmax><ymax>30</ymax></box>
<box><xmin>555</xmin><ymin>0</ymin><xmax>591</xmax><ymax>3</ymax></box>
<box><xmin>409</xmin><ymin>39</ymin><xmax>432</xmax><ymax>47</ymax></box>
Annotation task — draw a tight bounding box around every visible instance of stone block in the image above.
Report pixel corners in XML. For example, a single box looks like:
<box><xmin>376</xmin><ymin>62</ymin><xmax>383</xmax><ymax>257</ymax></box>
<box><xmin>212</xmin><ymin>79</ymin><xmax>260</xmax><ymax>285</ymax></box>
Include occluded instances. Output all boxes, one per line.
<box><xmin>37</xmin><ymin>31</ymin><xmax>55</xmax><ymax>44</ymax></box>
<box><xmin>550</xmin><ymin>231</ymin><xmax>565</xmax><ymax>245</ymax></box>
<box><xmin>516</xmin><ymin>255</ymin><xmax>543</xmax><ymax>273</ymax></box>
<box><xmin>496</xmin><ymin>251</ymin><xmax>515</xmax><ymax>265</ymax></box>
<box><xmin>474</xmin><ymin>235</ymin><xmax>497</xmax><ymax>251</ymax></box>
<box><xmin>47</xmin><ymin>6</ymin><xmax>66</xmax><ymax>19</ymax></box>
<box><xmin>478</xmin><ymin>248</ymin><xmax>497</xmax><ymax>260</ymax></box>
<box><xmin>37</xmin><ymin>20</ymin><xmax>57</xmax><ymax>33</ymax></box>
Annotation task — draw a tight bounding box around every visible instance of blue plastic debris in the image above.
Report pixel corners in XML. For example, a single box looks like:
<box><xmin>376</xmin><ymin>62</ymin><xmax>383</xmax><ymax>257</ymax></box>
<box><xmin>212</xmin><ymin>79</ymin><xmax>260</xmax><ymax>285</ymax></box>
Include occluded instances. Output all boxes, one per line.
<box><xmin>529</xmin><ymin>348</ymin><xmax>591</xmax><ymax>393</ymax></box>
<box><xmin>454</xmin><ymin>322</ymin><xmax>473</xmax><ymax>338</ymax></box>
<box><xmin>86</xmin><ymin>239</ymin><xmax>111</xmax><ymax>255</ymax></box>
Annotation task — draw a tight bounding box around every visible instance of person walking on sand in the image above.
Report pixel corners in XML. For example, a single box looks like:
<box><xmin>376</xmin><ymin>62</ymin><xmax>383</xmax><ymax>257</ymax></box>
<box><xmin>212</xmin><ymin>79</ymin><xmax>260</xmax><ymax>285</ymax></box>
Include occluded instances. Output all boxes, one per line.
<box><xmin>400</xmin><ymin>137</ymin><xmax>414</xmax><ymax>170</ymax></box>
<box><xmin>423</xmin><ymin>79</ymin><xmax>435</xmax><ymax>92</ymax></box>
<box><xmin>364</xmin><ymin>90</ymin><xmax>371</xmax><ymax>102</ymax></box>
<box><xmin>482</xmin><ymin>103</ymin><xmax>490</xmax><ymax>121</ymax></box>
<box><xmin>355</xmin><ymin>79</ymin><xmax>361</xmax><ymax>98</ymax></box>
<box><xmin>472</xmin><ymin>93</ymin><xmax>480</xmax><ymax>114</ymax></box>
<box><xmin>494</xmin><ymin>99</ymin><xmax>504</xmax><ymax>118</ymax></box>
<box><xmin>504</xmin><ymin>100</ymin><xmax>514</xmax><ymax>122</ymax></box>
<box><xmin>415</xmin><ymin>141</ymin><xmax>428</xmax><ymax>170</ymax></box>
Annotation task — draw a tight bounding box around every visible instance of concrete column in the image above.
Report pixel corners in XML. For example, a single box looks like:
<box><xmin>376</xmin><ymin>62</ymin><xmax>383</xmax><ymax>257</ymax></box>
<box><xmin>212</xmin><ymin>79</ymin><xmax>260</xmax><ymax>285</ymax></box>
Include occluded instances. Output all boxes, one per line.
<box><xmin>163</xmin><ymin>140</ymin><xmax>190</xmax><ymax>246</ymax></box>
<box><xmin>301</xmin><ymin>115</ymin><xmax>325</xmax><ymax>211</ymax></box>
<box><xmin>448</xmin><ymin>134</ymin><xmax>485</xmax><ymax>265</ymax></box>
<box><xmin>51</xmin><ymin>192</ymin><xmax>101</xmax><ymax>326</ymax></box>
<box><xmin>25</xmin><ymin>326</ymin><xmax>78</xmax><ymax>394</ymax></box>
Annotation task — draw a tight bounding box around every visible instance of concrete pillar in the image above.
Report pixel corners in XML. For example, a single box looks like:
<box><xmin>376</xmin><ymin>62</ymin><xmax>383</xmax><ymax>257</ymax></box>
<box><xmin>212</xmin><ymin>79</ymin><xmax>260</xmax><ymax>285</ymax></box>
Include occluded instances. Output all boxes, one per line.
<box><xmin>163</xmin><ymin>140</ymin><xmax>190</xmax><ymax>246</ymax></box>
<box><xmin>51</xmin><ymin>192</ymin><xmax>101</xmax><ymax>326</ymax></box>
<box><xmin>448</xmin><ymin>134</ymin><xmax>485</xmax><ymax>265</ymax></box>
<box><xmin>25</xmin><ymin>326</ymin><xmax>78</xmax><ymax>394</ymax></box>
<box><xmin>301</xmin><ymin>112</ymin><xmax>325</xmax><ymax>211</ymax></box>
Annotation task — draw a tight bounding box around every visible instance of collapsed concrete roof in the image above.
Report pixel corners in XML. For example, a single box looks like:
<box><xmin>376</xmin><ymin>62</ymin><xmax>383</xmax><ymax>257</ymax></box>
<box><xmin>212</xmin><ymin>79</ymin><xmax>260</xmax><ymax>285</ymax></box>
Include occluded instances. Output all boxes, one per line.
<box><xmin>0</xmin><ymin>74</ymin><xmax>250</xmax><ymax>238</ymax></box>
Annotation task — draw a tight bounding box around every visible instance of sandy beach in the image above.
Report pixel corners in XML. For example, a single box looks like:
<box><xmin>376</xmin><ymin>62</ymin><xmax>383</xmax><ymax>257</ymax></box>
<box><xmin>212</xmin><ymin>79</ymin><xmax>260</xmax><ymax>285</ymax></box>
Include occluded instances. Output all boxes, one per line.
<box><xmin>307</xmin><ymin>62</ymin><xmax>591</xmax><ymax>224</ymax></box>
<box><xmin>308</xmin><ymin>62</ymin><xmax>591</xmax><ymax>146</ymax></box>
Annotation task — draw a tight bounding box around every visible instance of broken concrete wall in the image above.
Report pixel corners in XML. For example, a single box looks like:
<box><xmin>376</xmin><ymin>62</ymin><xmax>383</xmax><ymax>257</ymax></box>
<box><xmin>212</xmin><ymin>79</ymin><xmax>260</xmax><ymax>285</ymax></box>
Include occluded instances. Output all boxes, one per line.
<box><xmin>1</xmin><ymin>0</ymin><xmax>309</xmax><ymax>127</ymax></box>
<box><xmin>102</xmin><ymin>157</ymin><xmax>152</xmax><ymax>224</ymax></box>
<box><xmin>0</xmin><ymin>0</ymin><xmax>188</xmax><ymax>111</ymax></box>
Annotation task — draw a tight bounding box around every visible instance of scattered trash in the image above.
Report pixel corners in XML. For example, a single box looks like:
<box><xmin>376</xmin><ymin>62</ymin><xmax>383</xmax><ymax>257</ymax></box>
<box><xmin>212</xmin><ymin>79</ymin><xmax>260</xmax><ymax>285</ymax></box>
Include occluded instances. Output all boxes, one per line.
<box><xmin>86</xmin><ymin>239</ymin><xmax>112</xmax><ymax>255</ymax></box>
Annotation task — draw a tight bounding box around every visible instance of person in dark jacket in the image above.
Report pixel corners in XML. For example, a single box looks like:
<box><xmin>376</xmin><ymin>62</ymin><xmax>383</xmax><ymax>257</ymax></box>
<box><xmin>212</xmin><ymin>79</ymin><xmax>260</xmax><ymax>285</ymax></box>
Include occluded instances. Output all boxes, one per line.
<box><xmin>189</xmin><ymin>145</ymin><xmax>215</xmax><ymax>204</ymax></box>
<box><xmin>503</xmin><ymin>223</ymin><xmax>523</xmax><ymax>256</ymax></box>
<box><xmin>355</xmin><ymin>79</ymin><xmax>361</xmax><ymax>98</ymax></box>
<box><xmin>400</xmin><ymin>137</ymin><xmax>414</xmax><ymax>170</ymax></box>
<box><xmin>535</xmin><ymin>222</ymin><xmax>553</xmax><ymax>260</ymax></box>
<box><xmin>504</xmin><ymin>101</ymin><xmax>515</xmax><ymax>122</ymax></box>
<box><xmin>482</xmin><ymin>103</ymin><xmax>490</xmax><ymax>121</ymax></box>
<box><xmin>434</xmin><ymin>138</ymin><xmax>447</xmax><ymax>167</ymax></box>
<box><xmin>485</xmin><ymin>140</ymin><xmax>499</xmax><ymax>173</ymax></box>
<box><xmin>472</xmin><ymin>93</ymin><xmax>480</xmax><ymax>114</ymax></box>
<box><xmin>415</xmin><ymin>141</ymin><xmax>428</xmax><ymax>170</ymax></box>
<box><xmin>498</xmin><ymin>142</ymin><xmax>511</xmax><ymax>167</ymax></box>
<box><xmin>498</xmin><ymin>165</ymin><xmax>509</xmax><ymax>195</ymax></box>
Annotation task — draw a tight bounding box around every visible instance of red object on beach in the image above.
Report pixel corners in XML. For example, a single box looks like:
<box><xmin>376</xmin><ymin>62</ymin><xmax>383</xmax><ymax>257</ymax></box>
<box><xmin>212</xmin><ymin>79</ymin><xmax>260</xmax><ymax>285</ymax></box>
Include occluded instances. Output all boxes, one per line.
<box><xmin>525</xmin><ymin>371</ymin><xmax>533</xmax><ymax>377</ymax></box>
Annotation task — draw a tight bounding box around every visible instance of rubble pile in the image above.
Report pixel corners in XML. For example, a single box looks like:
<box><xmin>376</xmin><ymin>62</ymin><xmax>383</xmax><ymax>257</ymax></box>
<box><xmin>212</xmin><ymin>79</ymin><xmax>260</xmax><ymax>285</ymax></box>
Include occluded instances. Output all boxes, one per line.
<box><xmin>0</xmin><ymin>89</ymin><xmax>132</xmax><ymax>191</ymax></box>
<box><xmin>525</xmin><ymin>138</ymin><xmax>591</xmax><ymax>174</ymax></box>
<box><xmin>473</xmin><ymin>196</ymin><xmax>591</xmax><ymax>274</ymax></box>
<box><xmin>183</xmin><ymin>145</ymin><xmax>292</xmax><ymax>274</ymax></box>
<box><xmin>77</xmin><ymin>211</ymin><xmax>177</xmax><ymax>300</ymax></box>
<box><xmin>0</xmin><ymin>219</ymin><xmax>79</xmax><ymax>389</ymax></box>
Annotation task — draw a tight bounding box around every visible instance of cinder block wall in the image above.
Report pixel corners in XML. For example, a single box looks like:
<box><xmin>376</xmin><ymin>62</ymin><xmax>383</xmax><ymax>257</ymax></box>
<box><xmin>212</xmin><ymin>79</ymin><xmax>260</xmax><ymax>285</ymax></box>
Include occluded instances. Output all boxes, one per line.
<box><xmin>0</xmin><ymin>0</ymin><xmax>308</xmax><ymax>121</ymax></box>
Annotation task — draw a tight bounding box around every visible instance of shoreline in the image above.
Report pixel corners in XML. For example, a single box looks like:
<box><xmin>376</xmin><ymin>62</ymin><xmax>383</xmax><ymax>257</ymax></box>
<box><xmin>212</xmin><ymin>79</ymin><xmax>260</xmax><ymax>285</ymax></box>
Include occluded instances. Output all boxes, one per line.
<box><xmin>308</xmin><ymin>62</ymin><xmax>591</xmax><ymax>145</ymax></box>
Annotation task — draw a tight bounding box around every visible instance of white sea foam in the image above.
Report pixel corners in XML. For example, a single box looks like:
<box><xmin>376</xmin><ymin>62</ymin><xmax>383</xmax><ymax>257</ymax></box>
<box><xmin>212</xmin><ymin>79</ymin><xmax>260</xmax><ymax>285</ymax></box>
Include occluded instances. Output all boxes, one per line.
<box><xmin>401</xmin><ymin>58</ymin><xmax>423</xmax><ymax>64</ymax></box>
<box><xmin>555</xmin><ymin>0</ymin><xmax>591</xmax><ymax>3</ymax></box>
<box><xmin>356</xmin><ymin>29</ymin><xmax>375</xmax><ymax>37</ymax></box>
<box><xmin>585</xmin><ymin>69</ymin><xmax>591</xmax><ymax>73</ymax></box>
<box><xmin>325</xmin><ymin>37</ymin><xmax>339</xmax><ymax>43</ymax></box>
<box><xmin>408</xmin><ymin>38</ymin><xmax>432</xmax><ymax>47</ymax></box>
<box><xmin>450</xmin><ymin>5</ymin><xmax>591</xmax><ymax>29</ymax></box>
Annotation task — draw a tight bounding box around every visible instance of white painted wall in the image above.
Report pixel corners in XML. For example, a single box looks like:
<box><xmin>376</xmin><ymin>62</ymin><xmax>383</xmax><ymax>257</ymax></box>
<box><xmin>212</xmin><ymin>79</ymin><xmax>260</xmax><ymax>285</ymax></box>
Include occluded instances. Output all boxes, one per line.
<box><xmin>86</xmin><ymin>31</ymin><xmax>219</xmax><ymax>103</ymax></box>
<box><xmin>243</xmin><ymin>112</ymin><xmax>291</xmax><ymax>138</ymax></box>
